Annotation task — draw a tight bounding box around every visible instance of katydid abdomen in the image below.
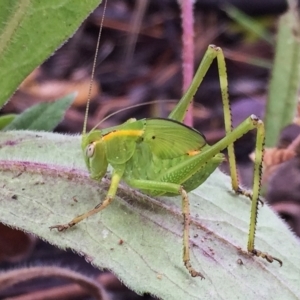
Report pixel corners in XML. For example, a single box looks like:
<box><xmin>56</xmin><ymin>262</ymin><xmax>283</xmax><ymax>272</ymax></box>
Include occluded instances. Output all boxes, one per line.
<box><xmin>123</xmin><ymin>140</ymin><xmax>224</xmax><ymax>196</ymax></box>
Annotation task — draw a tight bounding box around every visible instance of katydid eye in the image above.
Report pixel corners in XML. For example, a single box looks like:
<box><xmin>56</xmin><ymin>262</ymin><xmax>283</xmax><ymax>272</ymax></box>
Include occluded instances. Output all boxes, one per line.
<box><xmin>86</xmin><ymin>143</ymin><xmax>95</xmax><ymax>158</ymax></box>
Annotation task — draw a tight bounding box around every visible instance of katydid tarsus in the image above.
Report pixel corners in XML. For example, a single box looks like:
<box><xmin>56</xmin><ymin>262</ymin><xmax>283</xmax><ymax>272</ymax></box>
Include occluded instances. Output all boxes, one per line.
<box><xmin>50</xmin><ymin>4</ymin><xmax>282</xmax><ymax>279</ymax></box>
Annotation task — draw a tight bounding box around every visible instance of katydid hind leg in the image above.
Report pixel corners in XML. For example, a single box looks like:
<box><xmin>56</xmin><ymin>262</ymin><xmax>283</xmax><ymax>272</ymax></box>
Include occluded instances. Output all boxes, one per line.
<box><xmin>180</xmin><ymin>186</ymin><xmax>205</xmax><ymax>278</ymax></box>
<box><xmin>168</xmin><ymin>45</ymin><xmax>219</xmax><ymax>123</ymax></box>
<box><xmin>214</xmin><ymin>46</ymin><xmax>249</xmax><ymax>198</ymax></box>
<box><xmin>245</xmin><ymin>118</ymin><xmax>282</xmax><ymax>266</ymax></box>
<box><xmin>213</xmin><ymin>47</ymin><xmax>282</xmax><ymax>265</ymax></box>
<box><xmin>168</xmin><ymin>44</ymin><xmax>249</xmax><ymax>197</ymax></box>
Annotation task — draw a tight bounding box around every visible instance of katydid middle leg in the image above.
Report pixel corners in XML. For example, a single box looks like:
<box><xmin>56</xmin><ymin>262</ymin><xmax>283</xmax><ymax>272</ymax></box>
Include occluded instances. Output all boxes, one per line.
<box><xmin>126</xmin><ymin>178</ymin><xmax>204</xmax><ymax>278</ymax></box>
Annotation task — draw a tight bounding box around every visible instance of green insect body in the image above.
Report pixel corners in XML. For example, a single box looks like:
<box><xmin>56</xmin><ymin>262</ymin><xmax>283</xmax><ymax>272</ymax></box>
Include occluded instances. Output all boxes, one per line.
<box><xmin>51</xmin><ymin>45</ymin><xmax>282</xmax><ymax>278</ymax></box>
<box><xmin>83</xmin><ymin>118</ymin><xmax>224</xmax><ymax>196</ymax></box>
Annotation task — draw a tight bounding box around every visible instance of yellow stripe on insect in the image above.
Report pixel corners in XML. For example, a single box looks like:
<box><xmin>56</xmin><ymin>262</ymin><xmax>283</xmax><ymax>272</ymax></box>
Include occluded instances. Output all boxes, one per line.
<box><xmin>187</xmin><ymin>149</ymin><xmax>200</xmax><ymax>156</ymax></box>
<box><xmin>103</xmin><ymin>130</ymin><xmax>144</xmax><ymax>141</ymax></box>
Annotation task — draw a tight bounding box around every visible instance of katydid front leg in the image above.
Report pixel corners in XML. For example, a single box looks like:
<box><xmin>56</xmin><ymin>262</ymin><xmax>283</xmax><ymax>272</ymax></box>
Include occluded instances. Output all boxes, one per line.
<box><xmin>50</xmin><ymin>168</ymin><xmax>124</xmax><ymax>231</ymax></box>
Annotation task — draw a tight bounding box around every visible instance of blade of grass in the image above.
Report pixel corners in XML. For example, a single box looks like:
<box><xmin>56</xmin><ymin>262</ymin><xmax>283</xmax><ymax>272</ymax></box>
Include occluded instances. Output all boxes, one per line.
<box><xmin>265</xmin><ymin>8</ymin><xmax>300</xmax><ymax>146</ymax></box>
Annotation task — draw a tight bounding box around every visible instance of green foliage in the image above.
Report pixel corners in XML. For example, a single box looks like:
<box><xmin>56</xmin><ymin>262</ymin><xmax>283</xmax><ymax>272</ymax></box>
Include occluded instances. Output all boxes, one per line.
<box><xmin>225</xmin><ymin>4</ymin><xmax>273</xmax><ymax>45</ymax></box>
<box><xmin>0</xmin><ymin>114</ymin><xmax>16</xmax><ymax>129</ymax></box>
<box><xmin>225</xmin><ymin>4</ymin><xmax>300</xmax><ymax>147</ymax></box>
<box><xmin>4</xmin><ymin>95</ymin><xmax>74</xmax><ymax>131</ymax></box>
<box><xmin>265</xmin><ymin>9</ymin><xmax>300</xmax><ymax>146</ymax></box>
<box><xmin>0</xmin><ymin>0</ymin><xmax>99</xmax><ymax>132</ymax></box>
<box><xmin>0</xmin><ymin>0</ymin><xmax>100</xmax><ymax>108</ymax></box>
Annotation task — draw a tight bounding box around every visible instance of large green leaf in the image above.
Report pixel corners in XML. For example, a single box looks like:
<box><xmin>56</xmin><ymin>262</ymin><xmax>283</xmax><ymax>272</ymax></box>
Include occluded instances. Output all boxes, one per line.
<box><xmin>0</xmin><ymin>0</ymin><xmax>100</xmax><ymax>108</ymax></box>
<box><xmin>4</xmin><ymin>94</ymin><xmax>74</xmax><ymax>131</ymax></box>
<box><xmin>0</xmin><ymin>131</ymin><xmax>299</xmax><ymax>299</ymax></box>
<box><xmin>0</xmin><ymin>114</ymin><xmax>16</xmax><ymax>130</ymax></box>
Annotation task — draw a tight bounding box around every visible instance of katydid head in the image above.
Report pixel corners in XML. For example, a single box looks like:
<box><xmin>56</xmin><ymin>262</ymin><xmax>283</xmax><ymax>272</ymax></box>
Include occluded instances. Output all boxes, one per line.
<box><xmin>81</xmin><ymin>130</ymin><xmax>108</xmax><ymax>180</ymax></box>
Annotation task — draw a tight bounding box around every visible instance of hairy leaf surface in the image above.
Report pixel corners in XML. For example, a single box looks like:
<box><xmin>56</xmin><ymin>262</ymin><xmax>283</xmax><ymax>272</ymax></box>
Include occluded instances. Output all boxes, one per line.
<box><xmin>0</xmin><ymin>131</ymin><xmax>299</xmax><ymax>299</ymax></box>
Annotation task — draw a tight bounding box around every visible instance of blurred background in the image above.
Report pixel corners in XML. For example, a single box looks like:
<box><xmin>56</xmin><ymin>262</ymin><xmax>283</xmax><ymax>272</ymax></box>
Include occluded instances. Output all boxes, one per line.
<box><xmin>1</xmin><ymin>0</ymin><xmax>300</xmax><ymax>299</ymax></box>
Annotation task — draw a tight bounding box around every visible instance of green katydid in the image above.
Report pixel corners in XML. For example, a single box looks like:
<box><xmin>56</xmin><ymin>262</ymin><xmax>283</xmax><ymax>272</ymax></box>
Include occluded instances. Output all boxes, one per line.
<box><xmin>50</xmin><ymin>16</ymin><xmax>282</xmax><ymax>279</ymax></box>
